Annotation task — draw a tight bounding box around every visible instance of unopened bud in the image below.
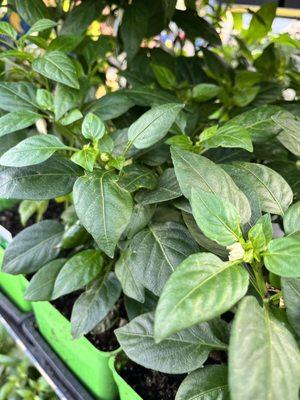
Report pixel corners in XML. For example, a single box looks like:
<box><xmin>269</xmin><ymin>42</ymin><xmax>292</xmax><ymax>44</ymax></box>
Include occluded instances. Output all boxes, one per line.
<box><xmin>227</xmin><ymin>242</ymin><xmax>245</xmax><ymax>261</ymax></box>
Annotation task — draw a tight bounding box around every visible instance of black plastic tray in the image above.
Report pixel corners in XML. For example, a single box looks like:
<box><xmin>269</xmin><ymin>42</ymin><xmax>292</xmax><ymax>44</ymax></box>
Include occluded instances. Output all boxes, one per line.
<box><xmin>0</xmin><ymin>291</ymin><xmax>94</xmax><ymax>400</ymax></box>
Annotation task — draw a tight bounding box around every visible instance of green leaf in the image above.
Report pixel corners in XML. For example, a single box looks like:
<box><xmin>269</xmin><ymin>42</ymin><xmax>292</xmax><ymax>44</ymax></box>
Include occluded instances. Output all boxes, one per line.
<box><xmin>248</xmin><ymin>213</ymin><xmax>273</xmax><ymax>255</ymax></box>
<box><xmin>200</xmin><ymin>123</ymin><xmax>253</xmax><ymax>152</ymax></box>
<box><xmin>54</xmin><ymin>84</ymin><xmax>80</xmax><ymax>121</ymax></box>
<box><xmin>124</xmin><ymin>203</ymin><xmax>156</xmax><ymax>239</ymax></box>
<box><xmin>71</xmin><ymin>147</ymin><xmax>98</xmax><ymax>172</ymax></box>
<box><xmin>120</xmin><ymin>0</ymin><xmax>148</xmax><ymax>61</ymax></box>
<box><xmin>282</xmin><ymin>278</ymin><xmax>300</xmax><ymax>337</ymax></box>
<box><xmin>89</xmin><ymin>92</ymin><xmax>134</xmax><ymax>121</ymax></box>
<box><xmin>192</xmin><ymin>83</ymin><xmax>221</xmax><ymax>102</ymax></box>
<box><xmin>0</xmin><ymin>156</ymin><xmax>82</xmax><ymax>200</ymax></box>
<box><xmin>155</xmin><ymin>253</ymin><xmax>249</xmax><ymax>341</ymax></box>
<box><xmin>73</xmin><ymin>171</ymin><xmax>133</xmax><ymax>257</ymax></box>
<box><xmin>129</xmin><ymin>221</ymin><xmax>199</xmax><ymax>296</ymax></box>
<box><xmin>115</xmin><ymin>312</ymin><xmax>227</xmax><ymax>374</ymax></box>
<box><xmin>227</xmin><ymin>162</ymin><xmax>293</xmax><ymax>216</ymax></box>
<box><xmin>118</xmin><ymin>164</ymin><xmax>157</xmax><ymax>193</ymax></box>
<box><xmin>245</xmin><ymin>2</ymin><xmax>277</xmax><ymax>44</ymax></box>
<box><xmin>24</xmin><ymin>259</ymin><xmax>65</xmax><ymax>301</ymax></box>
<box><xmin>0</xmin><ymin>111</ymin><xmax>40</xmax><ymax>138</ymax></box>
<box><xmin>15</xmin><ymin>0</ymin><xmax>51</xmax><ymax>25</ymax></box>
<box><xmin>162</xmin><ymin>0</ymin><xmax>177</xmax><ymax>21</ymax></box>
<box><xmin>0</xmin><ymin>82</ymin><xmax>37</xmax><ymax>112</ymax></box>
<box><xmin>229</xmin><ymin>296</ymin><xmax>300</xmax><ymax>400</ymax></box>
<box><xmin>19</xmin><ymin>199</ymin><xmax>48</xmax><ymax>226</ymax></box>
<box><xmin>264</xmin><ymin>232</ymin><xmax>300</xmax><ymax>277</ymax></box>
<box><xmin>284</xmin><ymin>202</ymin><xmax>300</xmax><ymax>235</ymax></box>
<box><xmin>175</xmin><ymin>365</ymin><xmax>229</xmax><ymax>400</ymax></box>
<box><xmin>52</xmin><ymin>250</ymin><xmax>103</xmax><ymax>299</ymax></box>
<box><xmin>59</xmin><ymin>108</ymin><xmax>82</xmax><ymax>126</ymax></box>
<box><xmin>229</xmin><ymin>106</ymin><xmax>283</xmax><ymax>142</ymax></box>
<box><xmin>71</xmin><ymin>272</ymin><xmax>121</xmax><ymax>338</ymax></box>
<box><xmin>27</xmin><ymin>19</ymin><xmax>57</xmax><ymax>35</ymax></box>
<box><xmin>135</xmin><ymin>168</ymin><xmax>181</xmax><ymax>205</ymax></box>
<box><xmin>171</xmin><ymin>147</ymin><xmax>251</xmax><ymax>223</ymax></box>
<box><xmin>60</xmin><ymin>0</ymin><xmax>104</xmax><ymax>35</ymax></box>
<box><xmin>82</xmin><ymin>113</ymin><xmax>105</xmax><ymax>141</ymax></box>
<box><xmin>128</xmin><ymin>103</ymin><xmax>183</xmax><ymax>149</ymax></box>
<box><xmin>166</xmin><ymin>135</ymin><xmax>194</xmax><ymax>151</ymax></box>
<box><xmin>0</xmin><ymin>135</ymin><xmax>69</xmax><ymax>167</ymax></box>
<box><xmin>36</xmin><ymin>89</ymin><xmax>53</xmax><ymax>111</ymax></box>
<box><xmin>32</xmin><ymin>51</ymin><xmax>79</xmax><ymax>89</ymax></box>
<box><xmin>48</xmin><ymin>35</ymin><xmax>84</xmax><ymax>53</ymax></box>
<box><xmin>3</xmin><ymin>220</ymin><xmax>63</xmax><ymax>274</ymax></box>
<box><xmin>115</xmin><ymin>250</ymin><xmax>145</xmax><ymax>302</ymax></box>
<box><xmin>0</xmin><ymin>22</ymin><xmax>17</xmax><ymax>40</ymax></box>
<box><xmin>183</xmin><ymin>212</ymin><xmax>228</xmax><ymax>259</ymax></box>
<box><xmin>151</xmin><ymin>64</ymin><xmax>177</xmax><ymax>90</ymax></box>
<box><xmin>191</xmin><ymin>188</ymin><xmax>242</xmax><ymax>246</ymax></box>
<box><xmin>272</xmin><ymin>112</ymin><xmax>300</xmax><ymax>156</ymax></box>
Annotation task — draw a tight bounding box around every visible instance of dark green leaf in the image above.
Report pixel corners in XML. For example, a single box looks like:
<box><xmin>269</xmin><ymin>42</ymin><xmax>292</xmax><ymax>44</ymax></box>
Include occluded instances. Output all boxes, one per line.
<box><xmin>282</xmin><ymin>278</ymin><xmax>300</xmax><ymax>337</ymax></box>
<box><xmin>3</xmin><ymin>220</ymin><xmax>63</xmax><ymax>274</ymax></box>
<box><xmin>115</xmin><ymin>312</ymin><xmax>227</xmax><ymax>374</ymax></box>
<box><xmin>0</xmin><ymin>111</ymin><xmax>40</xmax><ymax>138</ymax></box>
<box><xmin>284</xmin><ymin>202</ymin><xmax>300</xmax><ymax>235</ymax></box>
<box><xmin>155</xmin><ymin>253</ymin><xmax>249</xmax><ymax>341</ymax></box>
<box><xmin>0</xmin><ymin>82</ymin><xmax>37</xmax><ymax>112</ymax></box>
<box><xmin>118</xmin><ymin>164</ymin><xmax>158</xmax><ymax>193</ymax></box>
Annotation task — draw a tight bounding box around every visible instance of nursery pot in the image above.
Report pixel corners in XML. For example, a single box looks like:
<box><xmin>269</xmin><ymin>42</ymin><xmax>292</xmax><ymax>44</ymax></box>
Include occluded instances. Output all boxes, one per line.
<box><xmin>109</xmin><ymin>357</ymin><xmax>142</xmax><ymax>400</ymax></box>
<box><xmin>0</xmin><ymin>228</ymin><xmax>32</xmax><ymax>312</ymax></box>
<box><xmin>32</xmin><ymin>300</ymin><xmax>119</xmax><ymax>400</ymax></box>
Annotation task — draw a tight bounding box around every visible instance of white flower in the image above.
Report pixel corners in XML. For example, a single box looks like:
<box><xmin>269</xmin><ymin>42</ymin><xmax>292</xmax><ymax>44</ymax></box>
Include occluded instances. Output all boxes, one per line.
<box><xmin>227</xmin><ymin>242</ymin><xmax>245</xmax><ymax>261</ymax></box>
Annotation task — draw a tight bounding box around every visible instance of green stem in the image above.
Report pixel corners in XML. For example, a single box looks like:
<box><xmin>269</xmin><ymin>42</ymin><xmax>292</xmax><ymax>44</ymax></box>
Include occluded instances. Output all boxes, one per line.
<box><xmin>252</xmin><ymin>260</ymin><xmax>267</xmax><ymax>298</ymax></box>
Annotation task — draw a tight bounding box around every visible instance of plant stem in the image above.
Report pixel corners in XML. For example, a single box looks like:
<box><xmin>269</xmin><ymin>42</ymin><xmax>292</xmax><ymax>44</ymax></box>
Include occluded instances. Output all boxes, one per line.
<box><xmin>252</xmin><ymin>260</ymin><xmax>267</xmax><ymax>298</ymax></box>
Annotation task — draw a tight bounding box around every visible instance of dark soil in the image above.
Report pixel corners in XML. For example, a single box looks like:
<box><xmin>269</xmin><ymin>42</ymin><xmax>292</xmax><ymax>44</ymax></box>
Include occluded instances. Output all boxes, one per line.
<box><xmin>0</xmin><ymin>201</ymin><xmax>64</xmax><ymax>236</ymax></box>
<box><xmin>119</xmin><ymin>358</ymin><xmax>185</xmax><ymax>400</ymax></box>
<box><xmin>52</xmin><ymin>293</ymin><xmax>127</xmax><ymax>352</ymax></box>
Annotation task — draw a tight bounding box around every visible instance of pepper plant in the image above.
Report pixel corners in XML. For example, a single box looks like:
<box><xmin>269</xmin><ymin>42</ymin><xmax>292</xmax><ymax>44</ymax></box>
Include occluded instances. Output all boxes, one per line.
<box><xmin>0</xmin><ymin>1</ymin><xmax>299</xmax><ymax>399</ymax></box>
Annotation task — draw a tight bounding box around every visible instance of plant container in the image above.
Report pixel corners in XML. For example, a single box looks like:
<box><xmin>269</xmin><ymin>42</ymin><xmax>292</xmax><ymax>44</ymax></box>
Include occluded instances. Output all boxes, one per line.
<box><xmin>0</xmin><ymin>228</ymin><xmax>32</xmax><ymax>312</ymax></box>
<box><xmin>32</xmin><ymin>300</ymin><xmax>119</xmax><ymax>400</ymax></box>
<box><xmin>109</xmin><ymin>357</ymin><xmax>142</xmax><ymax>400</ymax></box>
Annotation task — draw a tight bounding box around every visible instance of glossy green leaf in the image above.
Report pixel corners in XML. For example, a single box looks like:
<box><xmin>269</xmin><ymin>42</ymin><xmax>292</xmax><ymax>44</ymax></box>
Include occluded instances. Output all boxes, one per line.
<box><xmin>32</xmin><ymin>51</ymin><xmax>79</xmax><ymax>89</ymax></box>
<box><xmin>89</xmin><ymin>92</ymin><xmax>134</xmax><ymax>121</ymax></box>
<box><xmin>71</xmin><ymin>272</ymin><xmax>121</xmax><ymax>338</ymax></box>
<box><xmin>0</xmin><ymin>82</ymin><xmax>37</xmax><ymax>112</ymax></box>
<box><xmin>124</xmin><ymin>203</ymin><xmax>156</xmax><ymax>239</ymax></box>
<box><xmin>248</xmin><ymin>213</ymin><xmax>273</xmax><ymax>255</ymax></box>
<box><xmin>191</xmin><ymin>188</ymin><xmax>242</xmax><ymax>246</ymax></box>
<box><xmin>0</xmin><ymin>135</ymin><xmax>68</xmax><ymax>167</ymax></box>
<box><xmin>282</xmin><ymin>277</ymin><xmax>300</xmax><ymax>337</ymax></box>
<box><xmin>120</xmin><ymin>0</ymin><xmax>148</xmax><ymax>61</ymax></box>
<box><xmin>171</xmin><ymin>147</ymin><xmax>251</xmax><ymax>223</ymax></box>
<box><xmin>54</xmin><ymin>84</ymin><xmax>80</xmax><ymax>121</ymax></box>
<box><xmin>155</xmin><ymin>253</ymin><xmax>249</xmax><ymax>341</ymax></box>
<box><xmin>0</xmin><ymin>156</ymin><xmax>82</xmax><ymax>200</ymax></box>
<box><xmin>135</xmin><ymin>168</ymin><xmax>181</xmax><ymax>205</ymax></box>
<box><xmin>129</xmin><ymin>221</ymin><xmax>199</xmax><ymax>296</ymax></box>
<box><xmin>27</xmin><ymin>19</ymin><xmax>57</xmax><ymax>35</ymax></box>
<box><xmin>36</xmin><ymin>89</ymin><xmax>53</xmax><ymax>111</ymax></box>
<box><xmin>176</xmin><ymin>365</ymin><xmax>229</xmax><ymax>400</ymax></box>
<box><xmin>283</xmin><ymin>202</ymin><xmax>300</xmax><ymax>235</ymax></box>
<box><xmin>230</xmin><ymin>106</ymin><xmax>283</xmax><ymax>142</ymax></box>
<box><xmin>48</xmin><ymin>35</ymin><xmax>84</xmax><ymax>53</ymax></box>
<box><xmin>128</xmin><ymin>103</ymin><xmax>183</xmax><ymax>149</ymax></box>
<box><xmin>0</xmin><ymin>21</ymin><xmax>17</xmax><ymax>39</ymax></box>
<box><xmin>82</xmin><ymin>113</ymin><xmax>105</xmax><ymax>141</ymax></box>
<box><xmin>192</xmin><ymin>83</ymin><xmax>221</xmax><ymax>102</ymax></box>
<box><xmin>0</xmin><ymin>111</ymin><xmax>40</xmax><ymax>138</ymax></box>
<box><xmin>3</xmin><ymin>220</ymin><xmax>63</xmax><ymax>274</ymax></box>
<box><xmin>118</xmin><ymin>164</ymin><xmax>158</xmax><ymax>193</ymax></box>
<box><xmin>229</xmin><ymin>296</ymin><xmax>300</xmax><ymax>400</ymax></box>
<box><xmin>245</xmin><ymin>2</ymin><xmax>277</xmax><ymax>44</ymax></box>
<box><xmin>71</xmin><ymin>147</ymin><xmax>98</xmax><ymax>172</ymax></box>
<box><xmin>115</xmin><ymin>312</ymin><xmax>227</xmax><ymax>374</ymax></box>
<box><xmin>115</xmin><ymin>250</ymin><xmax>145</xmax><ymax>302</ymax></box>
<box><xmin>264</xmin><ymin>232</ymin><xmax>300</xmax><ymax>277</ymax></box>
<box><xmin>151</xmin><ymin>64</ymin><xmax>177</xmax><ymax>90</ymax></box>
<box><xmin>229</xmin><ymin>162</ymin><xmax>293</xmax><ymax>216</ymax></box>
<box><xmin>59</xmin><ymin>109</ymin><xmax>82</xmax><ymax>126</ymax></box>
<box><xmin>272</xmin><ymin>112</ymin><xmax>300</xmax><ymax>156</ymax></box>
<box><xmin>52</xmin><ymin>250</ymin><xmax>103</xmax><ymax>299</ymax></box>
<box><xmin>15</xmin><ymin>0</ymin><xmax>51</xmax><ymax>25</ymax></box>
<box><xmin>201</xmin><ymin>123</ymin><xmax>253</xmax><ymax>152</ymax></box>
<box><xmin>24</xmin><ymin>259</ymin><xmax>65</xmax><ymax>301</ymax></box>
<box><xmin>73</xmin><ymin>171</ymin><xmax>133</xmax><ymax>257</ymax></box>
